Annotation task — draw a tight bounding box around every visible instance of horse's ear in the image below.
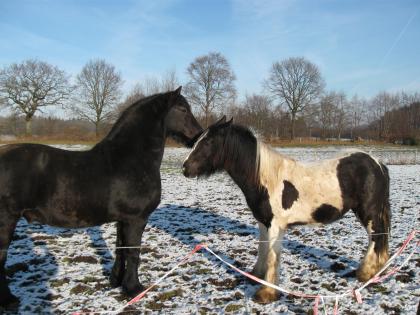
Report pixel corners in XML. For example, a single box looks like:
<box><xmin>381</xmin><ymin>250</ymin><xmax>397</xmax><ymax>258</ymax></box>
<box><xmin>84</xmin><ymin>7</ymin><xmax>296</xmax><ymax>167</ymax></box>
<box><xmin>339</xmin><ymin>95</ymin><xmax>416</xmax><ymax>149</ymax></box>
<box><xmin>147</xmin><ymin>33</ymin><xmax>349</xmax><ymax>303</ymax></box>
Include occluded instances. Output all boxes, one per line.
<box><xmin>174</xmin><ymin>86</ymin><xmax>182</xmax><ymax>95</ymax></box>
<box><xmin>214</xmin><ymin>115</ymin><xmax>226</xmax><ymax>127</ymax></box>
<box><xmin>168</xmin><ymin>86</ymin><xmax>182</xmax><ymax>107</ymax></box>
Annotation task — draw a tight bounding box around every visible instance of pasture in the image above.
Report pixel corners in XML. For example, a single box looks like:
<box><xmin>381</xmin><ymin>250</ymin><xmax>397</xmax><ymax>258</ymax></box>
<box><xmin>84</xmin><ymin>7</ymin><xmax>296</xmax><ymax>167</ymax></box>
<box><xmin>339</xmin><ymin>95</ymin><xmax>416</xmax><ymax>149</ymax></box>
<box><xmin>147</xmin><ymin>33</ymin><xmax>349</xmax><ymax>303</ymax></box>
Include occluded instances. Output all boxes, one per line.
<box><xmin>4</xmin><ymin>146</ymin><xmax>419</xmax><ymax>314</ymax></box>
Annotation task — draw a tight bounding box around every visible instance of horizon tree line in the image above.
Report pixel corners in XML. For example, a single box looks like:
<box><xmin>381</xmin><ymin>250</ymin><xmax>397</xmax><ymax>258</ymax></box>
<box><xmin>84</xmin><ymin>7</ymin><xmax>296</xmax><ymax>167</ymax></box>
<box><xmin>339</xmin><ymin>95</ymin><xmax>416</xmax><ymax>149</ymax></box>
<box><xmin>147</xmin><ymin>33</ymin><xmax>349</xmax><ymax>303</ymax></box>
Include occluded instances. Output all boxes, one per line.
<box><xmin>0</xmin><ymin>54</ymin><xmax>419</xmax><ymax>143</ymax></box>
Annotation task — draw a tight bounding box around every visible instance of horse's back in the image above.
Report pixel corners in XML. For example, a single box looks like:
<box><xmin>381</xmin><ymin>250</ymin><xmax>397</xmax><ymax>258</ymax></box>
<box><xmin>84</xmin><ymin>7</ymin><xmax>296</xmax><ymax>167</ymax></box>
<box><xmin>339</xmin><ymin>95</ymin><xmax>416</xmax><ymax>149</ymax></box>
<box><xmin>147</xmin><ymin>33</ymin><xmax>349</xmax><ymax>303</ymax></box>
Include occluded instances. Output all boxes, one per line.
<box><xmin>300</xmin><ymin>150</ymin><xmax>388</xmax><ymax>211</ymax></box>
<box><xmin>0</xmin><ymin>143</ymin><xmax>86</xmax><ymax>184</ymax></box>
<box><xmin>271</xmin><ymin>150</ymin><xmax>389</xmax><ymax>227</ymax></box>
<box><xmin>0</xmin><ymin>143</ymin><xmax>163</xmax><ymax>227</ymax></box>
<box><xmin>0</xmin><ymin>143</ymin><xmax>108</xmax><ymax>224</ymax></box>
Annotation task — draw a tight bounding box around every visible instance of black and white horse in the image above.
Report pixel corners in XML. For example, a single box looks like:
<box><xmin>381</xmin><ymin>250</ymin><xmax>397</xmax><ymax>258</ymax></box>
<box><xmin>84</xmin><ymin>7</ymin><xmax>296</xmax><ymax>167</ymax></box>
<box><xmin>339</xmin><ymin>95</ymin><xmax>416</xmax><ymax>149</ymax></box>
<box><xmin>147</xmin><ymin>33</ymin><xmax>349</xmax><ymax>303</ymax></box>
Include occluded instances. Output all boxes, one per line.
<box><xmin>0</xmin><ymin>87</ymin><xmax>202</xmax><ymax>309</ymax></box>
<box><xmin>183</xmin><ymin>117</ymin><xmax>390</xmax><ymax>303</ymax></box>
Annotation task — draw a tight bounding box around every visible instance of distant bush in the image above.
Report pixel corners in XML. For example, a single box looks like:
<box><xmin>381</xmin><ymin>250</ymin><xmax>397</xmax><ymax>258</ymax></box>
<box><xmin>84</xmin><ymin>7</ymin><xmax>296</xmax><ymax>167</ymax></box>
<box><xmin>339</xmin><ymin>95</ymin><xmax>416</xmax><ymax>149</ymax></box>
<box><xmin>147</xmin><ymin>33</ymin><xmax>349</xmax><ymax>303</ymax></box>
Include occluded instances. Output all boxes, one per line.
<box><xmin>402</xmin><ymin>137</ymin><xmax>417</xmax><ymax>146</ymax></box>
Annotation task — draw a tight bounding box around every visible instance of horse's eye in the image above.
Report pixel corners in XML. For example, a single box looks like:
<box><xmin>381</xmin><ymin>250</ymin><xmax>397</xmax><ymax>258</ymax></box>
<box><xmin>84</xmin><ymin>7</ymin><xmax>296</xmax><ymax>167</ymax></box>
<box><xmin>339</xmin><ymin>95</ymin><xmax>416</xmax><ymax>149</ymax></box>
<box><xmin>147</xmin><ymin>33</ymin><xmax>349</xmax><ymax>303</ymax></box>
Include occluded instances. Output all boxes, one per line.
<box><xmin>178</xmin><ymin>107</ymin><xmax>187</xmax><ymax>113</ymax></box>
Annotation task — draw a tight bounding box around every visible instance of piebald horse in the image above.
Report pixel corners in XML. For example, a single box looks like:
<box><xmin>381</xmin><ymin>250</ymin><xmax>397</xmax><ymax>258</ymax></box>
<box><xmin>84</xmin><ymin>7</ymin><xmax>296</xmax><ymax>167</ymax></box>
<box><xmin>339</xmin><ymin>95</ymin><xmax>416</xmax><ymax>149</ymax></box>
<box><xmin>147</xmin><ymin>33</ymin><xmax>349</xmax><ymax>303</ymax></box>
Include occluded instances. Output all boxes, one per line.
<box><xmin>0</xmin><ymin>87</ymin><xmax>202</xmax><ymax>309</ymax></box>
<box><xmin>183</xmin><ymin>117</ymin><xmax>390</xmax><ymax>303</ymax></box>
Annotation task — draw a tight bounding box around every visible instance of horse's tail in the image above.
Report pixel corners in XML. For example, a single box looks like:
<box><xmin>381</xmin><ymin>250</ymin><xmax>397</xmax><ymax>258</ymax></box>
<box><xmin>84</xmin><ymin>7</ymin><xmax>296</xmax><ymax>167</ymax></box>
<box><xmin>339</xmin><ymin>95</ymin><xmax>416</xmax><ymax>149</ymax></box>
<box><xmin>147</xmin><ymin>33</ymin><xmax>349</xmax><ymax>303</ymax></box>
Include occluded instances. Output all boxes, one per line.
<box><xmin>357</xmin><ymin>161</ymin><xmax>391</xmax><ymax>281</ymax></box>
<box><xmin>380</xmin><ymin>163</ymin><xmax>391</xmax><ymax>235</ymax></box>
<box><xmin>375</xmin><ymin>162</ymin><xmax>391</xmax><ymax>262</ymax></box>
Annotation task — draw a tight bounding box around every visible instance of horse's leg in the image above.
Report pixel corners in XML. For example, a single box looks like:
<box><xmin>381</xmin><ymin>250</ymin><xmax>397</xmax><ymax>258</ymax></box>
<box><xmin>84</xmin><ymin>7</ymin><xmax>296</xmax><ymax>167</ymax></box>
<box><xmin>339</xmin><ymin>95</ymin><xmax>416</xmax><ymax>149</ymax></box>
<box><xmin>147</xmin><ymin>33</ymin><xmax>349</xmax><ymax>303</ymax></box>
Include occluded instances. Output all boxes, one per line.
<box><xmin>353</xmin><ymin>172</ymin><xmax>391</xmax><ymax>282</ymax></box>
<box><xmin>354</xmin><ymin>206</ymin><xmax>390</xmax><ymax>282</ymax></box>
<box><xmin>110</xmin><ymin>221</ymin><xmax>125</xmax><ymax>288</ymax></box>
<box><xmin>120</xmin><ymin>219</ymin><xmax>147</xmax><ymax>297</ymax></box>
<box><xmin>251</xmin><ymin>222</ymin><xmax>269</xmax><ymax>278</ymax></box>
<box><xmin>0</xmin><ymin>214</ymin><xmax>19</xmax><ymax>309</ymax></box>
<box><xmin>254</xmin><ymin>224</ymin><xmax>284</xmax><ymax>304</ymax></box>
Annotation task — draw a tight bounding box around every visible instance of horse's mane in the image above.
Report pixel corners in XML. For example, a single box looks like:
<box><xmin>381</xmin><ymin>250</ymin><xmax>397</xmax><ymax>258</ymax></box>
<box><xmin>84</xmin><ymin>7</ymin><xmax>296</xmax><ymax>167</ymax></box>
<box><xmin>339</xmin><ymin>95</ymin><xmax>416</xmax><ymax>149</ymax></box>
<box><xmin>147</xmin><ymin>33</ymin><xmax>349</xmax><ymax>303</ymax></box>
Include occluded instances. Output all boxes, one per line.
<box><xmin>103</xmin><ymin>92</ymin><xmax>170</xmax><ymax>142</ymax></box>
<box><xmin>222</xmin><ymin>124</ymin><xmax>260</xmax><ymax>184</ymax></box>
<box><xmin>223</xmin><ymin>124</ymin><xmax>293</xmax><ymax>189</ymax></box>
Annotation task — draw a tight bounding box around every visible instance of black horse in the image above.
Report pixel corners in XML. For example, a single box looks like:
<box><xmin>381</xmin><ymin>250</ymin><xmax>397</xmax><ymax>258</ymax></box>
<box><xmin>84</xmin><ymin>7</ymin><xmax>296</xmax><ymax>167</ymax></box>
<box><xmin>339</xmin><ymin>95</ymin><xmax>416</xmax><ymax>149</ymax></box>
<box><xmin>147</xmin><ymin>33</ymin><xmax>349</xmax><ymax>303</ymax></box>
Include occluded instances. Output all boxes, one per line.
<box><xmin>0</xmin><ymin>87</ymin><xmax>202</xmax><ymax>309</ymax></box>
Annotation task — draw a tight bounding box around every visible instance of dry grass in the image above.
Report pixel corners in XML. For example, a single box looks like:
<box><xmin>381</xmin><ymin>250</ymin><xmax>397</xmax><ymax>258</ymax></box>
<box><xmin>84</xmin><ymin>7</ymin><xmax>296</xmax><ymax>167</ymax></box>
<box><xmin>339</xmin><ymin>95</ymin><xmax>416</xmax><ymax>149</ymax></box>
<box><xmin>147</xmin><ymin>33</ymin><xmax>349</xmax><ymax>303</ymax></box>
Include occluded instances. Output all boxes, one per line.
<box><xmin>0</xmin><ymin>136</ymin><xmax>98</xmax><ymax>146</ymax></box>
<box><xmin>0</xmin><ymin>136</ymin><xmax>188</xmax><ymax>148</ymax></box>
<box><xmin>267</xmin><ymin>138</ymin><xmax>400</xmax><ymax>147</ymax></box>
<box><xmin>0</xmin><ymin>135</ymin><xmax>416</xmax><ymax>149</ymax></box>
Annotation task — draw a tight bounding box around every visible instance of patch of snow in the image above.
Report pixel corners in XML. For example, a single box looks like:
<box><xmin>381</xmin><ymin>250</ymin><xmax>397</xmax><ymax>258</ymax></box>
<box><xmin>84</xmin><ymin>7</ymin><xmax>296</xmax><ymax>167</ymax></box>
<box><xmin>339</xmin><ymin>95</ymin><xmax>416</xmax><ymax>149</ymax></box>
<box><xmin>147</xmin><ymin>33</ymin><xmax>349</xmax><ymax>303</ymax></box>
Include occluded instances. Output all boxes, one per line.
<box><xmin>4</xmin><ymin>147</ymin><xmax>419</xmax><ymax>314</ymax></box>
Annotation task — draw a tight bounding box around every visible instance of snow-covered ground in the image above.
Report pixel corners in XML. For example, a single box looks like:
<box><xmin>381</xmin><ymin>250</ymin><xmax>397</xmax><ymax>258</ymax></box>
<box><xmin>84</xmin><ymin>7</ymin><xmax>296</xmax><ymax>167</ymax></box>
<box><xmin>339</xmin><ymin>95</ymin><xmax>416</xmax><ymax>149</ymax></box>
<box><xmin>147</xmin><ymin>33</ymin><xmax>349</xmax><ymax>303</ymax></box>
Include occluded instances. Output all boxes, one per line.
<box><xmin>4</xmin><ymin>146</ymin><xmax>419</xmax><ymax>314</ymax></box>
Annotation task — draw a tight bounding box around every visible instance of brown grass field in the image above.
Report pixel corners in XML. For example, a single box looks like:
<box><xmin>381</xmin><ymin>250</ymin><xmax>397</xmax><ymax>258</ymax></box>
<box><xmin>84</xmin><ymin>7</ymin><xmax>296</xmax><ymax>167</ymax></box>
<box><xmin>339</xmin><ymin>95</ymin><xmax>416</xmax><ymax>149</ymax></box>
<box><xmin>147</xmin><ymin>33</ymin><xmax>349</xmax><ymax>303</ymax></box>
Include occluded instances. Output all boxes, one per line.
<box><xmin>0</xmin><ymin>135</ymin><xmax>414</xmax><ymax>148</ymax></box>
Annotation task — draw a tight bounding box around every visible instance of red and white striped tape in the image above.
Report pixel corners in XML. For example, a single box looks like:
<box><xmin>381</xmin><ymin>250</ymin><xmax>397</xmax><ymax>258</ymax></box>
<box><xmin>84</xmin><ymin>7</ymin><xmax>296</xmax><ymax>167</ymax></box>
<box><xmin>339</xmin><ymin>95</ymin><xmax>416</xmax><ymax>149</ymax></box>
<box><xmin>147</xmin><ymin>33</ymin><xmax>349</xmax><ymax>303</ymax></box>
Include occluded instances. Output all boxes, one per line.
<box><xmin>73</xmin><ymin>229</ymin><xmax>418</xmax><ymax>315</ymax></box>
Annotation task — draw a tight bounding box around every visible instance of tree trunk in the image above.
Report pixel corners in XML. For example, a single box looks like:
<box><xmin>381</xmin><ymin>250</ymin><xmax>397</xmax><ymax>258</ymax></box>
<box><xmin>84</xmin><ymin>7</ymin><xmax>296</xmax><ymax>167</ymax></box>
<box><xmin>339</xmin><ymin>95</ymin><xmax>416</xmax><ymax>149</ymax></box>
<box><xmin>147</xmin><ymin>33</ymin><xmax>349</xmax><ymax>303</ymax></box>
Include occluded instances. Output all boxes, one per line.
<box><xmin>205</xmin><ymin>108</ymin><xmax>209</xmax><ymax>128</ymax></box>
<box><xmin>25</xmin><ymin>117</ymin><xmax>32</xmax><ymax>137</ymax></box>
<box><xmin>290</xmin><ymin>113</ymin><xmax>296</xmax><ymax>140</ymax></box>
<box><xmin>95</xmin><ymin>121</ymin><xmax>100</xmax><ymax>138</ymax></box>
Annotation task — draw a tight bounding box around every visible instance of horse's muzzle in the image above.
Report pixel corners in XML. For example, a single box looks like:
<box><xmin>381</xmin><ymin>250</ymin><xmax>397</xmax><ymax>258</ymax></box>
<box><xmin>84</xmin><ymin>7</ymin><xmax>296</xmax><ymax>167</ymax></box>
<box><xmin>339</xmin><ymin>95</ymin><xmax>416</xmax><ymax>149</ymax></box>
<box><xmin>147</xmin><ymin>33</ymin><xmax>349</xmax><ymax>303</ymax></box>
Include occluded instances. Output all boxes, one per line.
<box><xmin>182</xmin><ymin>165</ymin><xmax>189</xmax><ymax>177</ymax></box>
<box><xmin>182</xmin><ymin>161</ymin><xmax>195</xmax><ymax>178</ymax></box>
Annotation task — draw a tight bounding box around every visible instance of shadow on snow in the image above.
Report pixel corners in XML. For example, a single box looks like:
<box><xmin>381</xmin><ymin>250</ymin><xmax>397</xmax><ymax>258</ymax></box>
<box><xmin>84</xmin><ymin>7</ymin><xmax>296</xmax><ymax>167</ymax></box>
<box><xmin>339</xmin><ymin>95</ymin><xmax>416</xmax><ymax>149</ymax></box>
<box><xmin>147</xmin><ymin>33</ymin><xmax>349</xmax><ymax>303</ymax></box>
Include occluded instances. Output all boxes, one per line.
<box><xmin>7</xmin><ymin>204</ymin><xmax>360</xmax><ymax>311</ymax></box>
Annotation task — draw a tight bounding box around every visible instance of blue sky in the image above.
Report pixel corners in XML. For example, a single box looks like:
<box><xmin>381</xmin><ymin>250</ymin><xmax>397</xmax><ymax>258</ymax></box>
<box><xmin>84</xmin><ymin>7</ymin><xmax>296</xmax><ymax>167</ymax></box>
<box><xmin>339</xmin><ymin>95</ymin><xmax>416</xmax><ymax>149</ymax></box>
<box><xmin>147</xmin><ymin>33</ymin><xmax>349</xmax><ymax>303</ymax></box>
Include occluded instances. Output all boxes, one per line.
<box><xmin>0</xmin><ymin>0</ymin><xmax>419</xmax><ymax>101</ymax></box>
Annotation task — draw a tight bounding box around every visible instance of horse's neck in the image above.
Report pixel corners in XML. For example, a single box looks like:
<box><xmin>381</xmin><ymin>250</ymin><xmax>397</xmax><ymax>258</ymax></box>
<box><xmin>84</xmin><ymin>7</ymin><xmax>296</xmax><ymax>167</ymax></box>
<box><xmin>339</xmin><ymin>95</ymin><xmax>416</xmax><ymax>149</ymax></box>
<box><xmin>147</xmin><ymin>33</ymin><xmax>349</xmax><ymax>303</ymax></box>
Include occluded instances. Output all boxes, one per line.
<box><xmin>258</xmin><ymin>143</ymin><xmax>294</xmax><ymax>191</ymax></box>
<box><xmin>223</xmin><ymin>136</ymin><xmax>259</xmax><ymax>196</ymax></box>
<box><xmin>94</xmin><ymin>112</ymin><xmax>166</xmax><ymax>165</ymax></box>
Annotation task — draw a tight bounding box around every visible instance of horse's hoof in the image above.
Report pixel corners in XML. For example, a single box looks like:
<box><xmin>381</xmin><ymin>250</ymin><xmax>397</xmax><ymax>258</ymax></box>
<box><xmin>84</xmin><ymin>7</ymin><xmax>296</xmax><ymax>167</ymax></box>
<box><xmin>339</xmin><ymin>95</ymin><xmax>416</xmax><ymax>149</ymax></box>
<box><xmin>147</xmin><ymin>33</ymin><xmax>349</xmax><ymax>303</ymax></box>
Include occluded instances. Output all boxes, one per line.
<box><xmin>356</xmin><ymin>264</ymin><xmax>378</xmax><ymax>282</ymax></box>
<box><xmin>253</xmin><ymin>286</ymin><xmax>280</xmax><ymax>304</ymax></box>
<box><xmin>356</xmin><ymin>269</ymin><xmax>372</xmax><ymax>282</ymax></box>
<box><xmin>110</xmin><ymin>273</ymin><xmax>123</xmax><ymax>288</ymax></box>
<box><xmin>0</xmin><ymin>293</ymin><xmax>20</xmax><ymax>310</ymax></box>
<box><xmin>123</xmin><ymin>283</ymin><xmax>145</xmax><ymax>298</ymax></box>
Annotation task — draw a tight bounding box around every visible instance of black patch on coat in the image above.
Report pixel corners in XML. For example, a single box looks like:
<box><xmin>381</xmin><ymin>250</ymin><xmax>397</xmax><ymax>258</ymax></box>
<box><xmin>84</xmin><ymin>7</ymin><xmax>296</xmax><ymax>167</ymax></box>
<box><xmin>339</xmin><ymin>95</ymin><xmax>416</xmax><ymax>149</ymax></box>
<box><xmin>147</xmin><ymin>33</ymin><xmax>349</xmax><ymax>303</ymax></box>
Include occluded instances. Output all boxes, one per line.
<box><xmin>248</xmin><ymin>185</ymin><xmax>273</xmax><ymax>229</ymax></box>
<box><xmin>282</xmin><ymin>180</ymin><xmax>299</xmax><ymax>209</ymax></box>
<box><xmin>312</xmin><ymin>204</ymin><xmax>341</xmax><ymax>224</ymax></box>
<box><xmin>336</xmin><ymin>152</ymin><xmax>391</xmax><ymax>256</ymax></box>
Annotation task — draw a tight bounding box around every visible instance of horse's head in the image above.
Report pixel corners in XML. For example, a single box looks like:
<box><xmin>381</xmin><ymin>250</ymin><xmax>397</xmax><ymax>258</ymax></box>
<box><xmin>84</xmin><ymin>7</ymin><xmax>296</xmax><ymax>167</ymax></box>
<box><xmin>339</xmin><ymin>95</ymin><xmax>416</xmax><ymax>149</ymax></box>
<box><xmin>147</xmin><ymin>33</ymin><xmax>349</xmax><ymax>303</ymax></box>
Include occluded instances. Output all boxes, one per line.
<box><xmin>165</xmin><ymin>87</ymin><xmax>202</xmax><ymax>147</ymax></box>
<box><xmin>182</xmin><ymin>116</ymin><xmax>232</xmax><ymax>178</ymax></box>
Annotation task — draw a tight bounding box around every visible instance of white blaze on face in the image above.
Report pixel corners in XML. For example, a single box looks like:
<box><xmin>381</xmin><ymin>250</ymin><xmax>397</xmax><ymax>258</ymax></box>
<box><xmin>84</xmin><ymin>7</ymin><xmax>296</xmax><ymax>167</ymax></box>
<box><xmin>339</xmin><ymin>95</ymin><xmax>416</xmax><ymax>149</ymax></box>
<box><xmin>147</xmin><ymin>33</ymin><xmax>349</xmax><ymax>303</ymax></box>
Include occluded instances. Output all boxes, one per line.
<box><xmin>183</xmin><ymin>129</ymin><xmax>209</xmax><ymax>164</ymax></box>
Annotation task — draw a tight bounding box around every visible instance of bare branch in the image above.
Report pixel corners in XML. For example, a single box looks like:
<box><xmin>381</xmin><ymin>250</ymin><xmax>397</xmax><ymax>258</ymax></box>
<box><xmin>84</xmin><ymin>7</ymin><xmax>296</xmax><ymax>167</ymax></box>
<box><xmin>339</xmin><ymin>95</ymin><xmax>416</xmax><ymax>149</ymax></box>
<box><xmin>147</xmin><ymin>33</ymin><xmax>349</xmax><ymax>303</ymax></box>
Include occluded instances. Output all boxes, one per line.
<box><xmin>0</xmin><ymin>59</ymin><xmax>71</xmax><ymax>135</ymax></box>
<box><xmin>264</xmin><ymin>57</ymin><xmax>324</xmax><ymax>139</ymax></box>
<box><xmin>68</xmin><ymin>59</ymin><xmax>123</xmax><ymax>137</ymax></box>
<box><xmin>184</xmin><ymin>52</ymin><xmax>236</xmax><ymax>127</ymax></box>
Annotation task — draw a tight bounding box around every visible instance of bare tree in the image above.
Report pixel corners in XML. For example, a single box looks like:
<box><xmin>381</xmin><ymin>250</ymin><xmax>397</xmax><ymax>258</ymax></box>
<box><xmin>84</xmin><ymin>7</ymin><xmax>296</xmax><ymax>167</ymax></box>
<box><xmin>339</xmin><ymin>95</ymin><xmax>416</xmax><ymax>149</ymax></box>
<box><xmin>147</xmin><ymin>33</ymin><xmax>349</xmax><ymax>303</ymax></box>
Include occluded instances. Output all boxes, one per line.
<box><xmin>0</xmin><ymin>59</ymin><xmax>71</xmax><ymax>135</ymax></box>
<box><xmin>367</xmin><ymin>91</ymin><xmax>420</xmax><ymax>142</ymax></box>
<box><xmin>348</xmin><ymin>94</ymin><xmax>367</xmax><ymax>139</ymax></box>
<box><xmin>242</xmin><ymin>94</ymin><xmax>272</xmax><ymax>136</ymax></box>
<box><xmin>140</xmin><ymin>76</ymin><xmax>161</xmax><ymax>96</ymax></box>
<box><xmin>71</xmin><ymin>59</ymin><xmax>123</xmax><ymax>137</ymax></box>
<box><xmin>369</xmin><ymin>92</ymin><xmax>399</xmax><ymax>140</ymax></box>
<box><xmin>161</xmin><ymin>68</ymin><xmax>179</xmax><ymax>92</ymax></box>
<box><xmin>116</xmin><ymin>83</ymin><xmax>146</xmax><ymax>116</ymax></box>
<box><xmin>302</xmin><ymin>104</ymin><xmax>318</xmax><ymax>138</ymax></box>
<box><xmin>317</xmin><ymin>93</ymin><xmax>335</xmax><ymax>139</ymax></box>
<box><xmin>184</xmin><ymin>52</ymin><xmax>236</xmax><ymax>127</ymax></box>
<box><xmin>141</xmin><ymin>69</ymin><xmax>179</xmax><ymax>95</ymax></box>
<box><xmin>265</xmin><ymin>57</ymin><xmax>324</xmax><ymax>139</ymax></box>
<box><xmin>332</xmin><ymin>92</ymin><xmax>348</xmax><ymax>140</ymax></box>
<box><xmin>399</xmin><ymin>91</ymin><xmax>420</xmax><ymax>107</ymax></box>
<box><xmin>116</xmin><ymin>69</ymin><xmax>180</xmax><ymax>118</ymax></box>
